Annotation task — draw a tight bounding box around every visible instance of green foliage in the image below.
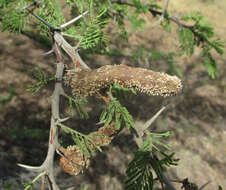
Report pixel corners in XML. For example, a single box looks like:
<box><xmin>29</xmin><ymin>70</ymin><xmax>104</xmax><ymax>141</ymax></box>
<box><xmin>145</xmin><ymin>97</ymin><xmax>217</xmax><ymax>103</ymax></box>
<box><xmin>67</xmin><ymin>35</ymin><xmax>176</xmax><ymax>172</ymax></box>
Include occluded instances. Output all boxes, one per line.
<box><xmin>0</xmin><ymin>88</ymin><xmax>16</xmax><ymax>106</ymax></box>
<box><xmin>2</xmin><ymin>183</ymin><xmax>13</xmax><ymax>190</ymax></box>
<box><xmin>111</xmin><ymin>83</ymin><xmax>137</xmax><ymax>99</ymax></box>
<box><xmin>99</xmin><ymin>96</ymin><xmax>135</xmax><ymax>130</ymax></box>
<box><xmin>147</xmin><ymin>0</ymin><xmax>162</xmax><ymax>10</ymax></box>
<box><xmin>125</xmin><ymin>145</ymin><xmax>154</xmax><ymax>190</ymax></box>
<box><xmin>167</xmin><ymin>52</ymin><xmax>183</xmax><ymax>77</ymax></box>
<box><xmin>204</xmin><ymin>52</ymin><xmax>219</xmax><ymax>79</ymax></box>
<box><xmin>145</xmin><ymin>131</ymin><xmax>171</xmax><ymax>151</ymax></box>
<box><xmin>81</xmin><ymin>185</ymin><xmax>89</xmax><ymax>190</ymax></box>
<box><xmin>179</xmin><ymin>11</ymin><xmax>224</xmax><ymax>78</ymax></box>
<box><xmin>130</xmin><ymin>0</ymin><xmax>149</xmax><ymax>14</ymax></box>
<box><xmin>0</xmin><ymin>0</ymin><xmax>15</xmax><ymax>8</ymax></box>
<box><xmin>58</xmin><ymin>123</ymin><xmax>102</xmax><ymax>156</ymax></box>
<box><xmin>1</xmin><ymin>1</ymin><xmax>28</xmax><ymax>33</ymax></box>
<box><xmin>26</xmin><ymin>65</ymin><xmax>55</xmax><ymax>93</ymax></box>
<box><xmin>66</xmin><ymin>96</ymin><xmax>89</xmax><ymax>119</ymax></box>
<box><xmin>23</xmin><ymin>182</ymin><xmax>34</xmax><ymax>190</ymax></box>
<box><xmin>127</xmin><ymin>0</ymin><xmax>149</xmax><ymax>30</ymax></box>
<box><xmin>125</xmin><ymin>138</ymin><xmax>178</xmax><ymax>190</ymax></box>
<box><xmin>36</xmin><ymin>0</ymin><xmax>65</xmax><ymax>33</ymax></box>
<box><xmin>161</xmin><ymin>15</ymin><xmax>173</xmax><ymax>32</ymax></box>
<box><xmin>1</xmin><ymin>0</ymin><xmax>224</xmax><ymax>78</ymax></box>
<box><xmin>128</xmin><ymin>13</ymin><xmax>146</xmax><ymax>30</ymax></box>
<box><xmin>179</xmin><ymin>28</ymin><xmax>195</xmax><ymax>56</ymax></box>
<box><xmin>22</xmin><ymin>171</ymin><xmax>46</xmax><ymax>190</ymax></box>
<box><xmin>77</xmin><ymin>8</ymin><xmax>109</xmax><ymax>49</ymax></box>
<box><xmin>62</xmin><ymin>0</ymin><xmax>110</xmax><ymax>50</ymax></box>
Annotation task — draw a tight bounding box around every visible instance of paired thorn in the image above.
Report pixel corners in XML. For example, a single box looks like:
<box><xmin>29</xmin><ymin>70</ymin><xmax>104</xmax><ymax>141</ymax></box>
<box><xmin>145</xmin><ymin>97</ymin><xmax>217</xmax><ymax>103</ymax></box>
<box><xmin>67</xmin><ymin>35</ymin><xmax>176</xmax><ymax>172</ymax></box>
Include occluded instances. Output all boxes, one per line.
<box><xmin>59</xmin><ymin>10</ymin><xmax>89</xmax><ymax>29</ymax></box>
<box><xmin>41</xmin><ymin>49</ymin><xmax>54</xmax><ymax>56</ymax></box>
<box><xmin>17</xmin><ymin>163</ymin><xmax>43</xmax><ymax>172</ymax></box>
<box><xmin>27</xmin><ymin>7</ymin><xmax>88</xmax><ymax>31</ymax></box>
<box><xmin>57</xmin><ymin>117</ymin><xmax>70</xmax><ymax>124</ymax></box>
<box><xmin>96</xmin><ymin>119</ymin><xmax>106</xmax><ymax>126</ymax></box>
<box><xmin>152</xmin><ymin>0</ymin><xmax>170</xmax><ymax>28</ymax></box>
<box><xmin>140</xmin><ymin>106</ymin><xmax>166</xmax><ymax>137</ymax></box>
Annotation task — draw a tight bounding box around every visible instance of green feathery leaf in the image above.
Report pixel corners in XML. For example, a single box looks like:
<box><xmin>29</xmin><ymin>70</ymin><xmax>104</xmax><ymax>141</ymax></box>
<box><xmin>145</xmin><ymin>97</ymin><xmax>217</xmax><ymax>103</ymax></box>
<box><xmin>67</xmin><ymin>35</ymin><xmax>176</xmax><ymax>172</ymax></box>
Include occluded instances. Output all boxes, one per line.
<box><xmin>100</xmin><ymin>97</ymin><xmax>135</xmax><ymax>130</ymax></box>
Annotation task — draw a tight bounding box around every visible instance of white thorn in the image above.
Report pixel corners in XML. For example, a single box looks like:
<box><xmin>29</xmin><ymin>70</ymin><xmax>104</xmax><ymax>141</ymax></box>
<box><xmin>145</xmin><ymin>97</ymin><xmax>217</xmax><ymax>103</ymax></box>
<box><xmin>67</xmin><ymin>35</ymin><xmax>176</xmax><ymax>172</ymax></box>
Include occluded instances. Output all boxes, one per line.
<box><xmin>96</xmin><ymin>119</ymin><xmax>106</xmax><ymax>126</ymax></box>
<box><xmin>57</xmin><ymin>117</ymin><xmax>70</xmax><ymax>124</ymax></box>
<box><xmin>41</xmin><ymin>49</ymin><xmax>54</xmax><ymax>56</ymax></box>
<box><xmin>17</xmin><ymin>163</ymin><xmax>43</xmax><ymax>172</ymax></box>
<box><xmin>60</xmin><ymin>10</ymin><xmax>89</xmax><ymax>29</ymax></box>
<box><xmin>141</xmin><ymin>106</ymin><xmax>166</xmax><ymax>137</ymax></box>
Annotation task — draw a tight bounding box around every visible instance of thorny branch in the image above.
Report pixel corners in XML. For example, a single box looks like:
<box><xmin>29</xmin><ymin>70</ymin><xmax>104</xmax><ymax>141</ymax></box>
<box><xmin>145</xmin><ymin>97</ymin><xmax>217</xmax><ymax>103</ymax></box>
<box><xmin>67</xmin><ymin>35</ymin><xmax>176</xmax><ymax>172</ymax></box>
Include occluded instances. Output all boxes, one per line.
<box><xmin>16</xmin><ymin>14</ymin><xmax>90</xmax><ymax>190</ymax></box>
<box><xmin>14</xmin><ymin>6</ymin><xmax>91</xmax><ymax>188</ymax></box>
<box><xmin>17</xmin><ymin>38</ymin><xmax>65</xmax><ymax>190</ymax></box>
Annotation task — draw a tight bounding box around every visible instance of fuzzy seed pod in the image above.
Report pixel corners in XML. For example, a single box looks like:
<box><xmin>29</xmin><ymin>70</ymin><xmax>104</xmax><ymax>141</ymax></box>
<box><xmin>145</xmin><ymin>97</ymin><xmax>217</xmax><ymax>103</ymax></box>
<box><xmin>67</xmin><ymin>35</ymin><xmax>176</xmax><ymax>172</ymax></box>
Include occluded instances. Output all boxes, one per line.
<box><xmin>64</xmin><ymin>64</ymin><xmax>182</xmax><ymax>98</ymax></box>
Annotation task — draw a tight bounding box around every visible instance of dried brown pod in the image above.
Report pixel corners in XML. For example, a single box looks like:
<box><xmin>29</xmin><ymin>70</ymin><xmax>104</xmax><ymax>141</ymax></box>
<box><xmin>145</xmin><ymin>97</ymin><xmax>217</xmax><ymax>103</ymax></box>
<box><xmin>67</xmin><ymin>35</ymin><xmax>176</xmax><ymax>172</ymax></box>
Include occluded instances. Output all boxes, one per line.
<box><xmin>59</xmin><ymin>122</ymin><xmax>119</xmax><ymax>175</ymax></box>
<box><xmin>89</xmin><ymin>122</ymin><xmax>119</xmax><ymax>147</ymax></box>
<box><xmin>64</xmin><ymin>64</ymin><xmax>182</xmax><ymax>98</ymax></box>
<box><xmin>59</xmin><ymin>145</ymin><xmax>90</xmax><ymax>175</ymax></box>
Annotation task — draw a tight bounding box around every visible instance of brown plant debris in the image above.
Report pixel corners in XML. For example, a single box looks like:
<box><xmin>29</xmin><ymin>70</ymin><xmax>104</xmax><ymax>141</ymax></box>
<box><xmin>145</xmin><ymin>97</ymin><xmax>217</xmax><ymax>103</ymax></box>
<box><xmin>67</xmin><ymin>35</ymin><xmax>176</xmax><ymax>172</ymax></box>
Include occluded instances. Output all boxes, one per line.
<box><xmin>64</xmin><ymin>64</ymin><xmax>182</xmax><ymax>98</ymax></box>
<box><xmin>59</xmin><ymin>145</ymin><xmax>90</xmax><ymax>176</ymax></box>
<box><xmin>59</xmin><ymin>122</ymin><xmax>119</xmax><ymax>175</ymax></box>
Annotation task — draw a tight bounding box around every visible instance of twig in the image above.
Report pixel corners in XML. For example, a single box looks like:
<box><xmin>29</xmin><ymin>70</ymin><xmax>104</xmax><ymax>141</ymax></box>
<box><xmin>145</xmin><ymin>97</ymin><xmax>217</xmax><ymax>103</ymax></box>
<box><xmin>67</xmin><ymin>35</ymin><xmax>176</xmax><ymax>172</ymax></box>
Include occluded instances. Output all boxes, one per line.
<box><xmin>22</xmin><ymin>8</ymin><xmax>90</xmax><ymax>70</ymax></box>
<box><xmin>162</xmin><ymin>175</ymin><xmax>177</xmax><ymax>190</ymax></box>
<box><xmin>110</xmin><ymin>0</ymin><xmax>193</xmax><ymax>30</ymax></box>
<box><xmin>17</xmin><ymin>32</ymin><xmax>67</xmax><ymax>190</ymax></box>
<box><xmin>199</xmin><ymin>181</ymin><xmax>211</xmax><ymax>190</ymax></box>
<box><xmin>26</xmin><ymin>8</ymin><xmax>56</xmax><ymax>30</ymax></box>
<box><xmin>152</xmin><ymin>0</ymin><xmax>170</xmax><ymax>28</ymax></box>
<box><xmin>141</xmin><ymin>106</ymin><xmax>166</xmax><ymax>137</ymax></box>
<box><xmin>54</xmin><ymin>32</ymin><xmax>90</xmax><ymax>69</ymax></box>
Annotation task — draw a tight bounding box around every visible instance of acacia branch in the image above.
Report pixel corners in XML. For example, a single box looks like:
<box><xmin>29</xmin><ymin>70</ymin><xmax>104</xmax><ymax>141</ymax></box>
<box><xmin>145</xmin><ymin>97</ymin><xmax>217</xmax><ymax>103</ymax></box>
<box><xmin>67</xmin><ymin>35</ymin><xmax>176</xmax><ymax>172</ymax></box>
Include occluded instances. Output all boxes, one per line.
<box><xmin>110</xmin><ymin>0</ymin><xmax>193</xmax><ymax>29</ymax></box>
<box><xmin>42</xmin><ymin>39</ymin><xmax>65</xmax><ymax>190</ymax></box>
<box><xmin>54</xmin><ymin>32</ymin><xmax>90</xmax><ymax>70</ymax></box>
<box><xmin>17</xmin><ymin>35</ymin><xmax>66</xmax><ymax>190</ymax></box>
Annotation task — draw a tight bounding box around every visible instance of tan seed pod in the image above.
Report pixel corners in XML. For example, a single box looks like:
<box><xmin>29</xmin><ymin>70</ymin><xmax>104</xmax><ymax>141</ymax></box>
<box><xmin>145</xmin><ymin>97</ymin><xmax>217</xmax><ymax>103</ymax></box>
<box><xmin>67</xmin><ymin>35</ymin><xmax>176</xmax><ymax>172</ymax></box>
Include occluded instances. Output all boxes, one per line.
<box><xmin>64</xmin><ymin>64</ymin><xmax>182</xmax><ymax>98</ymax></box>
<box><xmin>59</xmin><ymin>145</ymin><xmax>90</xmax><ymax>176</ymax></box>
<box><xmin>59</xmin><ymin>123</ymin><xmax>120</xmax><ymax>175</ymax></box>
<box><xmin>89</xmin><ymin>122</ymin><xmax>119</xmax><ymax>147</ymax></box>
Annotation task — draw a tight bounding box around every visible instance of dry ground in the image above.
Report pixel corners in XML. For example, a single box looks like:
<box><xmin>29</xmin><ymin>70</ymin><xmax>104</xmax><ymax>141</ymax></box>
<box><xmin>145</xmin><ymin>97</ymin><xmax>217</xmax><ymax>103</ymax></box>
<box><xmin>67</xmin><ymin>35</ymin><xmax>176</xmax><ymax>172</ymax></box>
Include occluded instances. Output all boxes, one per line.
<box><xmin>0</xmin><ymin>0</ymin><xmax>226</xmax><ymax>189</ymax></box>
